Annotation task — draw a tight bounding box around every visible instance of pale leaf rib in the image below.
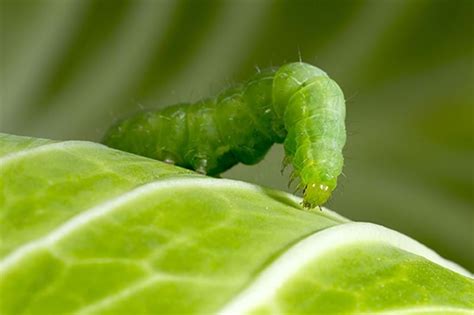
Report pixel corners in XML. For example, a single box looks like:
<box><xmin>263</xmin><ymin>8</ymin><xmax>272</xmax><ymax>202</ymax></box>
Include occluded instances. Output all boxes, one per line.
<box><xmin>218</xmin><ymin>222</ymin><xmax>472</xmax><ymax>315</ymax></box>
<box><xmin>0</xmin><ymin>141</ymin><xmax>104</xmax><ymax>167</ymax></box>
<box><xmin>75</xmin><ymin>275</ymin><xmax>162</xmax><ymax>315</ymax></box>
<box><xmin>0</xmin><ymin>178</ymin><xmax>194</xmax><ymax>272</ymax></box>
<box><xmin>375</xmin><ymin>306</ymin><xmax>474</xmax><ymax>315</ymax></box>
<box><xmin>75</xmin><ymin>273</ymin><xmax>226</xmax><ymax>315</ymax></box>
<box><xmin>0</xmin><ymin>177</ymin><xmax>345</xmax><ymax>273</ymax></box>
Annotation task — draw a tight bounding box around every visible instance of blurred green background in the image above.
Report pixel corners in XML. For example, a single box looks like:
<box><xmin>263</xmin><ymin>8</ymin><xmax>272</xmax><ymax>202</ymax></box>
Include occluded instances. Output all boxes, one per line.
<box><xmin>1</xmin><ymin>0</ymin><xmax>473</xmax><ymax>270</ymax></box>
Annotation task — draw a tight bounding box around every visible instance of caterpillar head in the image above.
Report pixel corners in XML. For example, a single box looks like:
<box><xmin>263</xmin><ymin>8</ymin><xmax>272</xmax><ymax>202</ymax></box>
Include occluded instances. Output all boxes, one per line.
<box><xmin>302</xmin><ymin>183</ymin><xmax>332</xmax><ymax>209</ymax></box>
<box><xmin>299</xmin><ymin>170</ymin><xmax>338</xmax><ymax>208</ymax></box>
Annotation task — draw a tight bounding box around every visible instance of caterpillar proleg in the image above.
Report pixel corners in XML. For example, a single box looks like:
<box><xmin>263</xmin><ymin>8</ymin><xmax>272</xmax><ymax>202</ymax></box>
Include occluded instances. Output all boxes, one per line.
<box><xmin>103</xmin><ymin>62</ymin><xmax>346</xmax><ymax>208</ymax></box>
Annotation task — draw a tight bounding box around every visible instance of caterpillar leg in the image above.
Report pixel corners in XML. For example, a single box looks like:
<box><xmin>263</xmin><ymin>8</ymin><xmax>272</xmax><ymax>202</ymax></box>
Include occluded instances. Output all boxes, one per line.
<box><xmin>287</xmin><ymin>169</ymin><xmax>299</xmax><ymax>188</ymax></box>
<box><xmin>280</xmin><ymin>156</ymin><xmax>291</xmax><ymax>174</ymax></box>
<box><xmin>164</xmin><ymin>158</ymin><xmax>175</xmax><ymax>164</ymax></box>
<box><xmin>194</xmin><ymin>159</ymin><xmax>208</xmax><ymax>175</ymax></box>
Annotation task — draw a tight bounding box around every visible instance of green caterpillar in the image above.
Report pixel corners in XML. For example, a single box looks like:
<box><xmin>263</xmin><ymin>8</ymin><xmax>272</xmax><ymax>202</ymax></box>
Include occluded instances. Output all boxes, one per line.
<box><xmin>103</xmin><ymin>62</ymin><xmax>346</xmax><ymax>208</ymax></box>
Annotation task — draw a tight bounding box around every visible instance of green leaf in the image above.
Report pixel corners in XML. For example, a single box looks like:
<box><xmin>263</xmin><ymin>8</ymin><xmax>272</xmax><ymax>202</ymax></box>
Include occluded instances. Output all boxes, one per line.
<box><xmin>0</xmin><ymin>133</ymin><xmax>472</xmax><ymax>315</ymax></box>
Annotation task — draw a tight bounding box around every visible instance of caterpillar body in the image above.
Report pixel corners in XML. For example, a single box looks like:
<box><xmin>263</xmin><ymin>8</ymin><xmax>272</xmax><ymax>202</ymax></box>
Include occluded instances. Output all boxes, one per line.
<box><xmin>103</xmin><ymin>62</ymin><xmax>346</xmax><ymax>208</ymax></box>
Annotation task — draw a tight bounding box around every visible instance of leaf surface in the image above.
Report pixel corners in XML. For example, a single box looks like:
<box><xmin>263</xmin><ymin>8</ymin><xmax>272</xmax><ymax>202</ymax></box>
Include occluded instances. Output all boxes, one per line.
<box><xmin>0</xmin><ymin>133</ymin><xmax>472</xmax><ymax>315</ymax></box>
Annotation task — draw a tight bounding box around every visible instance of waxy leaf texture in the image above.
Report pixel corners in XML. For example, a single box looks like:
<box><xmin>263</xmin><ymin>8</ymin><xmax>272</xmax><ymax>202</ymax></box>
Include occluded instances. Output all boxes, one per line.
<box><xmin>0</xmin><ymin>133</ymin><xmax>472</xmax><ymax>314</ymax></box>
